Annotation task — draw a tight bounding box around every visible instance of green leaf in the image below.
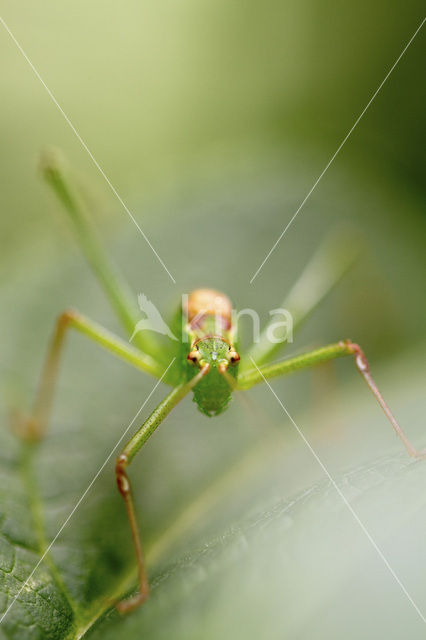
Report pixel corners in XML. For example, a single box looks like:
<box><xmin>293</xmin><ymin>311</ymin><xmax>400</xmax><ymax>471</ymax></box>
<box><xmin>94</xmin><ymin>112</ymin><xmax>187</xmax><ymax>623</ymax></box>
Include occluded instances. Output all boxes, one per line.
<box><xmin>1</xmin><ymin>335</ymin><xmax>426</xmax><ymax>639</ymax></box>
<box><xmin>1</xmin><ymin>156</ymin><xmax>425</xmax><ymax>639</ymax></box>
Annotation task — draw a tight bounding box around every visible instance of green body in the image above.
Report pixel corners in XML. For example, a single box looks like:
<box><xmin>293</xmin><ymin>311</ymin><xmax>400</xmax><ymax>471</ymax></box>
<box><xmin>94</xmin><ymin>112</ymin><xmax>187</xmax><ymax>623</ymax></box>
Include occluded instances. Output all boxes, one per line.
<box><xmin>188</xmin><ymin>336</ymin><xmax>237</xmax><ymax>416</ymax></box>
<box><xmin>178</xmin><ymin>311</ymin><xmax>238</xmax><ymax>417</ymax></box>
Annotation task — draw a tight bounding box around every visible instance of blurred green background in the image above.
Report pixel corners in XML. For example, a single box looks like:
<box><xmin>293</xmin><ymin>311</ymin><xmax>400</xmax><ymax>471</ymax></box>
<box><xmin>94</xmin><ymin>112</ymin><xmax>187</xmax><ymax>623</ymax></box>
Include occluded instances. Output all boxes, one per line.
<box><xmin>0</xmin><ymin>2</ymin><xmax>425</xmax><ymax>639</ymax></box>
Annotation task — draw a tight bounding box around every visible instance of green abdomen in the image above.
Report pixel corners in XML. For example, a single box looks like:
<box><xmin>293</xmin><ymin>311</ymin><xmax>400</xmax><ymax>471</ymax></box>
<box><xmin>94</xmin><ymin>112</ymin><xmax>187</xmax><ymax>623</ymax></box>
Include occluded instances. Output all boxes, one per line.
<box><xmin>191</xmin><ymin>366</ymin><xmax>235</xmax><ymax>417</ymax></box>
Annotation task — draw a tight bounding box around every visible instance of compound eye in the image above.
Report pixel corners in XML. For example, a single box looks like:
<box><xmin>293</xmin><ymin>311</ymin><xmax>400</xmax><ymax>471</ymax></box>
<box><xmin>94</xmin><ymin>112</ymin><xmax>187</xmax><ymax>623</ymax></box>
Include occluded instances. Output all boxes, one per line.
<box><xmin>226</xmin><ymin>350</ymin><xmax>240</xmax><ymax>365</ymax></box>
<box><xmin>187</xmin><ymin>350</ymin><xmax>201</xmax><ymax>365</ymax></box>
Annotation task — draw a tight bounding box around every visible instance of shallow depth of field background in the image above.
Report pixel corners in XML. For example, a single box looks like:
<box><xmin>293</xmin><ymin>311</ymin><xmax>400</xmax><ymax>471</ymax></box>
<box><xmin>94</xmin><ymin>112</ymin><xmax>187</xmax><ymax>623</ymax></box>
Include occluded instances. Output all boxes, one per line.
<box><xmin>0</xmin><ymin>3</ymin><xmax>425</xmax><ymax>640</ymax></box>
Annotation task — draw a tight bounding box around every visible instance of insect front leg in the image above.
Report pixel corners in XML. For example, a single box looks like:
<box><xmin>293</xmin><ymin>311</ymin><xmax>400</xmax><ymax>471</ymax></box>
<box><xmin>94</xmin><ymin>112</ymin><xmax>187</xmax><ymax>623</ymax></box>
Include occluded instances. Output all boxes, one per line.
<box><xmin>238</xmin><ymin>341</ymin><xmax>426</xmax><ymax>459</ymax></box>
<box><xmin>114</xmin><ymin>366</ymin><xmax>209</xmax><ymax>613</ymax></box>
<box><xmin>13</xmin><ymin>309</ymin><xmax>164</xmax><ymax>442</ymax></box>
<box><xmin>345</xmin><ymin>341</ymin><xmax>426</xmax><ymax>459</ymax></box>
<box><xmin>115</xmin><ymin>453</ymin><xmax>149</xmax><ymax>611</ymax></box>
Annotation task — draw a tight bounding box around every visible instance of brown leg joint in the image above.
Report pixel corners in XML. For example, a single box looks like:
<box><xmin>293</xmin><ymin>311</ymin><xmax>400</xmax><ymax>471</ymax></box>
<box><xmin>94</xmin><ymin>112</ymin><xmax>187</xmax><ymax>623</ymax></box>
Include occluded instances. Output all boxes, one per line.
<box><xmin>341</xmin><ymin>340</ymin><xmax>370</xmax><ymax>374</ymax></box>
<box><xmin>115</xmin><ymin>453</ymin><xmax>130</xmax><ymax>497</ymax></box>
